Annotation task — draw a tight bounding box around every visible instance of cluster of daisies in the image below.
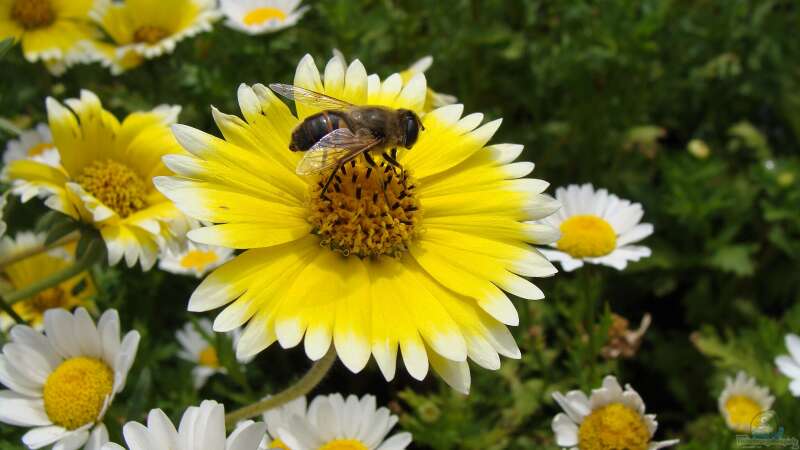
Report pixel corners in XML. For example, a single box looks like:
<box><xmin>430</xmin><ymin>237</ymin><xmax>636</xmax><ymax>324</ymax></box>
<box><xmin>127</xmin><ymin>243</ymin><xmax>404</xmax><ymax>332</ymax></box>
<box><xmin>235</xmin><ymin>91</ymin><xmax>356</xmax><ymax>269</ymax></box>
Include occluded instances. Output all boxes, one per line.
<box><xmin>0</xmin><ymin>0</ymin><xmax>308</xmax><ymax>75</ymax></box>
<box><xmin>0</xmin><ymin>45</ymin><xmax>796</xmax><ymax>450</ymax></box>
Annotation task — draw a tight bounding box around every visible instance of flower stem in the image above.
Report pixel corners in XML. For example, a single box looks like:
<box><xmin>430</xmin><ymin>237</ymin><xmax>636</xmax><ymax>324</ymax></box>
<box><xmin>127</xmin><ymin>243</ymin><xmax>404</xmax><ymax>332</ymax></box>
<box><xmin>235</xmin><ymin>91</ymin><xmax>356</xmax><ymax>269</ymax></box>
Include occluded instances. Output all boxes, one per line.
<box><xmin>0</xmin><ymin>232</ymin><xmax>80</xmax><ymax>271</ymax></box>
<box><xmin>2</xmin><ymin>239</ymin><xmax>104</xmax><ymax>305</ymax></box>
<box><xmin>0</xmin><ymin>296</ymin><xmax>25</xmax><ymax>325</ymax></box>
<box><xmin>224</xmin><ymin>347</ymin><xmax>337</xmax><ymax>427</ymax></box>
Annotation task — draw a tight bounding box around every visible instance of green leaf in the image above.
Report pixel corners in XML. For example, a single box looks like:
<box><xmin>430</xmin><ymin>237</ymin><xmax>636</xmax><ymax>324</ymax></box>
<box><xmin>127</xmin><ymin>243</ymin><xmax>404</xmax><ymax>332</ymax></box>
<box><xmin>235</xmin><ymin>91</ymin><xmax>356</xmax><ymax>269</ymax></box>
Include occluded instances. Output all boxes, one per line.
<box><xmin>708</xmin><ymin>244</ymin><xmax>758</xmax><ymax>276</ymax></box>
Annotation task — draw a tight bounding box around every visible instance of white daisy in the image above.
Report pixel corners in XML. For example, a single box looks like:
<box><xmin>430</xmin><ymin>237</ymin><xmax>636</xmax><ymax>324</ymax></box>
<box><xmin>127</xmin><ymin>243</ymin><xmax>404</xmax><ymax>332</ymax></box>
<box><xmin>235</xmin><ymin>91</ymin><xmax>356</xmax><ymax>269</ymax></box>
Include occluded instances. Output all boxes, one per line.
<box><xmin>551</xmin><ymin>375</ymin><xmax>679</xmax><ymax>450</ymax></box>
<box><xmin>272</xmin><ymin>394</ymin><xmax>412</xmax><ymax>450</ymax></box>
<box><xmin>221</xmin><ymin>0</ymin><xmax>308</xmax><ymax>35</ymax></box>
<box><xmin>718</xmin><ymin>371</ymin><xmax>775</xmax><ymax>432</ymax></box>
<box><xmin>775</xmin><ymin>333</ymin><xmax>800</xmax><ymax>397</ymax></box>
<box><xmin>176</xmin><ymin>318</ymin><xmax>252</xmax><ymax>389</ymax></box>
<box><xmin>539</xmin><ymin>183</ymin><xmax>653</xmax><ymax>271</ymax></box>
<box><xmin>102</xmin><ymin>400</ymin><xmax>267</xmax><ymax>450</ymax></box>
<box><xmin>254</xmin><ymin>396</ymin><xmax>307</xmax><ymax>450</ymax></box>
<box><xmin>159</xmin><ymin>241</ymin><xmax>234</xmax><ymax>278</ymax></box>
<box><xmin>2</xmin><ymin>123</ymin><xmax>59</xmax><ymax>166</ymax></box>
<box><xmin>90</xmin><ymin>0</ymin><xmax>221</xmax><ymax>66</ymax></box>
<box><xmin>0</xmin><ymin>307</ymin><xmax>139</xmax><ymax>450</ymax></box>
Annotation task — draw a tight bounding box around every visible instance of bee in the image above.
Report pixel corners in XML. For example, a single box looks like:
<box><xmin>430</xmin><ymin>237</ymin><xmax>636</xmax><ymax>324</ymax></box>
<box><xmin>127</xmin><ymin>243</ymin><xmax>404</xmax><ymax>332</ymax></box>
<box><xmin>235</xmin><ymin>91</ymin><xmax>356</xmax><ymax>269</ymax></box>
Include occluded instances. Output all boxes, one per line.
<box><xmin>269</xmin><ymin>83</ymin><xmax>424</xmax><ymax>197</ymax></box>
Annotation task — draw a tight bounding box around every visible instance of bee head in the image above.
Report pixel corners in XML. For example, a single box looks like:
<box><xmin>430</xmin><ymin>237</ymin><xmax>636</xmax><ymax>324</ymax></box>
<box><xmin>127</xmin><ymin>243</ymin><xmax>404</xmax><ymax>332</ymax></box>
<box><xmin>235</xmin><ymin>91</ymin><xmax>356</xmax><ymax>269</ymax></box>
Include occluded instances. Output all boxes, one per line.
<box><xmin>399</xmin><ymin>109</ymin><xmax>424</xmax><ymax>149</ymax></box>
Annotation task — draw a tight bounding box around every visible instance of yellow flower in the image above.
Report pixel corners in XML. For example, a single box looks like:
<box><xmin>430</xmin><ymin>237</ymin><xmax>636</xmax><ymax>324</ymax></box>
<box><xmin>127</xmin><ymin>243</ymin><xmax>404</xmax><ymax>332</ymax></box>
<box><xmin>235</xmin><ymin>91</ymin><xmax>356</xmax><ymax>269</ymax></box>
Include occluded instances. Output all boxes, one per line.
<box><xmin>2</xmin><ymin>90</ymin><xmax>190</xmax><ymax>270</ymax></box>
<box><xmin>155</xmin><ymin>54</ymin><xmax>560</xmax><ymax>393</ymax></box>
<box><xmin>88</xmin><ymin>0</ymin><xmax>220</xmax><ymax>73</ymax></box>
<box><xmin>718</xmin><ymin>371</ymin><xmax>774</xmax><ymax>432</ymax></box>
<box><xmin>0</xmin><ymin>0</ymin><xmax>98</xmax><ymax>65</ymax></box>
<box><xmin>0</xmin><ymin>232</ymin><xmax>95</xmax><ymax>330</ymax></box>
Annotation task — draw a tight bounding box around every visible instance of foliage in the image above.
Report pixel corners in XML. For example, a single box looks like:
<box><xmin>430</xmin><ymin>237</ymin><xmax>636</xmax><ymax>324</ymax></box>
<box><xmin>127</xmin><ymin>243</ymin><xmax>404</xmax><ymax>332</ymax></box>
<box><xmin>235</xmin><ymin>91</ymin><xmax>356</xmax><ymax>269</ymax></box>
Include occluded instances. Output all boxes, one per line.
<box><xmin>2</xmin><ymin>0</ymin><xmax>800</xmax><ymax>448</ymax></box>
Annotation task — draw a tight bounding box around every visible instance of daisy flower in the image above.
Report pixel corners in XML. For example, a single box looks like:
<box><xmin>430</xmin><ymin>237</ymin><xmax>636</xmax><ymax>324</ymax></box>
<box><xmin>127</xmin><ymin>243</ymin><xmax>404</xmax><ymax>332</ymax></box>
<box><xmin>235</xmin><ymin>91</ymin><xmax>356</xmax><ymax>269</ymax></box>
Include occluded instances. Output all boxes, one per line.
<box><xmin>551</xmin><ymin>375</ymin><xmax>679</xmax><ymax>450</ymax></box>
<box><xmin>102</xmin><ymin>400</ymin><xmax>267</xmax><ymax>450</ymax></box>
<box><xmin>0</xmin><ymin>307</ymin><xmax>139</xmax><ymax>450</ymax></box>
<box><xmin>257</xmin><ymin>396</ymin><xmax>306</xmax><ymax>450</ymax></box>
<box><xmin>331</xmin><ymin>49</ymin><xmax>456</xmax><ymax>114</ymax></box>
<box><xmin>0</xmin><ymin>0</ymin><xmax>98</xmax><ymax>65</ymax></box>
<box><xmin>89</xmin><ymin>0</ymin><xmax>221</xmax><ymax>72</ymax></box>
<box><xmin>155</xmin><ymin>54</ymin><xmax>560</xmax><ymax>393</ymax></box>
<box><xmin>0</xmin><ymin>231</ymin><xmax>95</xmax><ymax>330</ymax></box>
<box><xmin>539</xmin><ymin>183</ymin><xmax>653</xmax><ymax>271</ymax></box>
<box><xmin>2</xmin><ymin>90</ymin><xmax>190</xmax><ymax>270</ymax></box>
<box><xmin>2</xmin><ymin>122</ymin><xmax>58</xmax><ymax>166</ymax></box>
<box><xmin>718</xmin><ymin>371</ymin><xmax>775</xmax><ymax>432</ymax></box>
<box><xmin>159</xmin><ymin>241</ymin><xmax>234</xmax><ymax>278</ymax></box>
<box><xmin>775</xmin><ymin>333</ymin><xmax>800</xmax><ymax>397</ymax></box>
<box><xmin>221</xmin><ymin>0</ymin><xmax>308</xmax><ymax>35</ymax></box>
<box><xmin>176</xmin><ymin>318</ymin><xmax>251</xmax><ymax>389</ymax></box>
<box><xmin>270</xmin><ymin>394</ymin><xmax>411</xmax><ymax>450</ymax></box>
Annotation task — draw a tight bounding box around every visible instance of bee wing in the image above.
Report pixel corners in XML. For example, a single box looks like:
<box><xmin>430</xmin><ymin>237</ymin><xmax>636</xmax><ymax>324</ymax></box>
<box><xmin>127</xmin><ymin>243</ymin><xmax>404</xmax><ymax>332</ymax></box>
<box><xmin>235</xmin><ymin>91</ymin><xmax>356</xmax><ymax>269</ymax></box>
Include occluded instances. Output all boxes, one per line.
<box><xmin>296</xmin><ymin>128</ymin><xmax>381</xmax><ymax>175</ymax></box>
<box><xmin>269</xmin><ymin>83</ymin><xmax>353</xmax><ymax>111</ymax></box>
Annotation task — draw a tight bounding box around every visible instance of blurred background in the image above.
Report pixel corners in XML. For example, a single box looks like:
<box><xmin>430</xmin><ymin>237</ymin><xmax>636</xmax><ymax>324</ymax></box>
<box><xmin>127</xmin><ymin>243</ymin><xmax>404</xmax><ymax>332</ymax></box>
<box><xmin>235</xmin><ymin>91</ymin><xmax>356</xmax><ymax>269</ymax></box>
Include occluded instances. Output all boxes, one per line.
<box><xmin>2</xmin><ymin>1</ymin><xmax>799</xmax><ymax>448</ymax></box>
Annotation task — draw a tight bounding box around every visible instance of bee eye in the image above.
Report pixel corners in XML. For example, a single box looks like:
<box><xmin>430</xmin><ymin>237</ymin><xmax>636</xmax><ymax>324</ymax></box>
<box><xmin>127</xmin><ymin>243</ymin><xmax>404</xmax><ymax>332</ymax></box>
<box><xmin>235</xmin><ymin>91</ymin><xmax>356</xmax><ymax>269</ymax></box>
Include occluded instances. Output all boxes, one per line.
<box><xmin>402</xmin><ymin>114</ymin><xmax>419</xmax><ymax>149</ymax></box>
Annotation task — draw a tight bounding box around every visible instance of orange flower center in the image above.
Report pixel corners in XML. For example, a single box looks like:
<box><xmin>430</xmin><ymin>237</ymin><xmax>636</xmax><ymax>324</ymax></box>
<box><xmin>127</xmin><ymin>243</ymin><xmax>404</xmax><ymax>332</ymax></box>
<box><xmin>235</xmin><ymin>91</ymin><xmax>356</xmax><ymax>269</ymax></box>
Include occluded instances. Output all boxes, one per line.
<box><xmin>75</xmin><ymin>159</ymin><xmax>148</xmax><ymax>218</ymax></box>
<box><xmin>133</xmin><ymin>26</ymin><xmax>170</xmax><ymax>44</ymax></box>
<box><xmin>11</xmin><ymin>0</ymin><xmax>54</xmax><ymax>29</ymax></box>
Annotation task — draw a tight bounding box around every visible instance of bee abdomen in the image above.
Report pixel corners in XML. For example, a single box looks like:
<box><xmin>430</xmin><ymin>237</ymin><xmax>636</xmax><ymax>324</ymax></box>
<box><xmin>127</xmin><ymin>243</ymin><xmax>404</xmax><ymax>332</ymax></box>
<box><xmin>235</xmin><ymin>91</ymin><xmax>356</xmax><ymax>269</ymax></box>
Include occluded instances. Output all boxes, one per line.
<box><xmin>290</xmin><ymin>111</ymin><xmax>350</xmax><ymax>151</ymax></box>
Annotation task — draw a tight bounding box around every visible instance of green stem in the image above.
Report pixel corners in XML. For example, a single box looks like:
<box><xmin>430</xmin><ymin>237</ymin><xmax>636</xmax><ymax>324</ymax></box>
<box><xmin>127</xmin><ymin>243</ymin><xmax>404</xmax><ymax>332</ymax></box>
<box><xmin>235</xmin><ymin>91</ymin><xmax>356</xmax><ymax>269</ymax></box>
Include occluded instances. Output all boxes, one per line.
<box><xmin>2</xmin><ymin>239</ymin><xmax>103</xmax><ymax>305</ymax></box>
<box><xmin>0</xmin><ymin>232</ymin><xmax>80</xmax><ymax>271</ymax></box>
<box><xmin>0</xmin><ymin>296</ymin><xmax>25</xmax><ymax>325</ymax></box>
<box><xmin>224</xmin><ymin>347</ymin><xmax>337</xmax><ymax>427</ymax></box>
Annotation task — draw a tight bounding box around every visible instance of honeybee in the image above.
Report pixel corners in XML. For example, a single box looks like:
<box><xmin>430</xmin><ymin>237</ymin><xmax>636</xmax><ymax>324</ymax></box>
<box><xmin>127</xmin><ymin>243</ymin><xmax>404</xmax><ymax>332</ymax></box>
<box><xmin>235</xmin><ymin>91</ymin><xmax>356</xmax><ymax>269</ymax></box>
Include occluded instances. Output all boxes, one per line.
<box><xmin>269</xmin><ymin>83</ymin><xmax>424</xmax><ymax>197</ymax></box>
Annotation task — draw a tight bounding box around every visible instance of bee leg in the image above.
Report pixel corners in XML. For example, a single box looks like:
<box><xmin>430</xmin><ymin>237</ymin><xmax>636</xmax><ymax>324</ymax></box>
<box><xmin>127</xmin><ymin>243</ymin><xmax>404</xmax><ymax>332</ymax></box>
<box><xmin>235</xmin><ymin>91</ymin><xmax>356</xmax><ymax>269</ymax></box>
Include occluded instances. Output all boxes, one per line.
<box><xmin>320</xmin><ymin>164</ymin><xmax>342</xmax><ymax>199</ymax></box>
<box><xmin>363</xmin><ymin>152</ymin><xmax>390</xmax><ymax>204</ymax></box>
<box><xmin>381</xmin><ymin>151</ymin><xmax>404</xmax><ymax>179</ymax></box>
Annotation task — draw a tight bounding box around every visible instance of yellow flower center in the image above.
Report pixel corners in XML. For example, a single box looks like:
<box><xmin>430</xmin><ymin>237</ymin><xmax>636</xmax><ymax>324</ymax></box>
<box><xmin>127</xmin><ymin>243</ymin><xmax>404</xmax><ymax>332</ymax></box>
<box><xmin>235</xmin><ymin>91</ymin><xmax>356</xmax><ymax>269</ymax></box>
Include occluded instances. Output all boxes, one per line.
<box><xmin>578</xmin><ymin>403</ymin><xmax>650</xmax><ymax>450</ymax></box>
<box><xmin>269</xmin><ymin>438</ymin><xmax>292</xmax><ymax>450</ymax></box>
<box><xmin>27</xmin><ymin>142</ymin><xmax>53</xmax><ymax>157</ymax></box>
<box><xmin>308</xmin><ymin>160</ymin><xmax>420</xmax><ymax>258</ymax></box>
<box><xmin>20</xmin><ymin>285</ymin><xmax>67</xmax><ymax>313</ymax></box>
<box><xmin>724</xmin><ymin>395</ymin><xmax>763</xmax><ymax>431</ymax></box>
<box><xmin>318</xmin><ymin>440</ymin><xmax>369</xmax><ymax>450</ymax></box>
<box><xmin>198</xmin><ymin>345</ymin><xmax>220</xmax><ymax>368</ymax></box>
<box><xmin>11</xmin><ymin>0</ymin><xmax>54</xmax><ymax>29</ymax></box>
<box><xmin>557</xmin><ymin>215</ymin><xmax>617</xmax><ymax>258</ymax></box>
<box><xmin>242</xmin><ymin>7</ymin><xmax>288</xmax><ymax>25</ymax></box>
<box><xmin>133</xmin><ymin>26</ymin><xmax>170</xmax><ymax>44</ymax></box>
<box><xmin>75</xmin><ymin>159</ymin><xmax>148</xmax><ymax>218</ymax></box>
<box><xmin>43</xmin><ymin>357</ymin><xmax>114</xmax><ymax>430</ymax></box>
<box><xmin>179</xmin><ymin>250</ymin><xmax>219</xmax><ymax>271</ymax></box>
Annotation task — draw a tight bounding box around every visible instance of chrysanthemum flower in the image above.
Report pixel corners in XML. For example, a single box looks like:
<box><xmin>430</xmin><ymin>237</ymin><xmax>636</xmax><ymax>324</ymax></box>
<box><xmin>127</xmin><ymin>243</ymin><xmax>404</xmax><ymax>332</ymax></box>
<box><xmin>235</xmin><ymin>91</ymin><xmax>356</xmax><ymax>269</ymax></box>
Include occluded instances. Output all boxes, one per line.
<box><xmin>155</xmin><ymin>54</ymin><xmax>560</xmax><ymax>393</ymax></box>
<box><xmin>220</xmin><ymin>0</ymin><xmax>308</xmax><ymax>35</ymax></box>
<box><xmin>718</xmin><ymin>371</ymin><xmax>774</xmax><ymax>432</ymax></box>
<box><xmin>159</xmin><ymin>241</ymin><xmax>234</xmax><ymax>278</ymax></box>
<box><xmin>0</xmin><ymin>0</ymin><xmax>98</xmax><ymax>65</ymax></box>
<box><xmin>0</xmin><ymin>307</ymin><xmax>139</xmax><ymax>450</ymax></box>
<box><xmin>257</xmin><ymin>396</ymin><xmax>306</xmax><ymax>450</ymax></box>
<box><xmin>89</xmin><ymin>0</ymin><xmax>221</xmax><ymax>72</ymax></box>
<box><xmin>103</xmin><ymin>400</ymin><xmax>267</xmax><ymax>450</ymax></box>
<box><xmin>539</xmin><ymin>183</ymin><xmax>653</xmax><ymax>271</ymax></box>
<box><xmin>176</xmin><ymin>318</ymin><xmax>250</xmax><ymax>389</ymax></box>
<box><xmin>551</xmin><ymin>375</ymin><xmax>679</xmax><ymax>450</ymax></box>
<box><xmin>775</xmin><ymin>333</ymin><xmax>800</xmax><ymax>397</ymax></box>
<box><xmin>2</xmin><ymin>90</ymin><xmax>190</xmax><ymax>270</ymax></box>
<box><xmin>0</xmin><ymin>232</ymin><xmax>95</xmax><ymax>330</ymax></box>
<box><xmin>268</xmin><ymin>394</ymin><xmax>411</xmax><ymax>450</ymax></box>
<box><xmin>2</xmin><ymin>122</ymin><xmax>57</xmax><ymax>165</ymax></box>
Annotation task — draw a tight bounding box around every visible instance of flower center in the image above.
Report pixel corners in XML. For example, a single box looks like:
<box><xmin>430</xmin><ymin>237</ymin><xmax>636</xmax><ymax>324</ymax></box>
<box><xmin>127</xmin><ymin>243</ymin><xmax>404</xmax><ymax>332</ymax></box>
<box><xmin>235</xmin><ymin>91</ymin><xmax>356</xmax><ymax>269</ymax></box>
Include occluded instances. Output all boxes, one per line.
<box><xmin>557</xmin><ymin>215</ymin><xmax>617</xmax><ymax>258</ymax></box>
<box><xmin>577</xmin><ymin>402</ymin><xmax>650</xmax><ymax>450</ymax></box>
<box><xmin>43</xmin><ymin>357</ymin><xmax>114</xmax><ymax>430</ymax></box>
<box><xmin>725</xmin><ymin>395</ymin><xmax>762</xmax><ymax>431</ymax></box>
<box><xmin>180</xmin><ymin>250</ymin><xmax>219</xmax><ymax>270</ymax></box>
<box><xmin>27</xmin><ymin>286</ymin><xmax>67</xmax><ymax>313</ymax></box>
<box><xmin>27</xmin><ymin>142</ymin><xmax>54</xmax><ymax>157</ymax></box>
<box><xmin>242</xmin><ymin>7</ymin><xmax>287</xmax><ymax>25</ymax></box>
<box><xmin>308</xmin><ymin>161</ymin><xmax>421</xmax><ymax>258</ymax></box>
<box><xmin>198</xmin><ymin>345</ymin><xmax>220</xmax><ymax>368</ymax></box>
<box><xmin>133</xmin><ymin>25</ymin><xmax>170</xmax><ymax>44</ymax></box>
<box><xmin>11</xmin><ymin>0</ymin><xmax>54</xmax><ymax>29</ymax></box>
<box><xmin>269</xmin><ymin>438</ymin><xmax>292</xmax><ymax>450</ymax></box>
<box><xmin>318</xmin><ymin>440</ymin><xmax>369</xmax><ymax>450</ymax></box>
<box><xmin>75</xmin><ymin>159</ymin><xmax>148</xmax><ymax>218</ymax></box>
